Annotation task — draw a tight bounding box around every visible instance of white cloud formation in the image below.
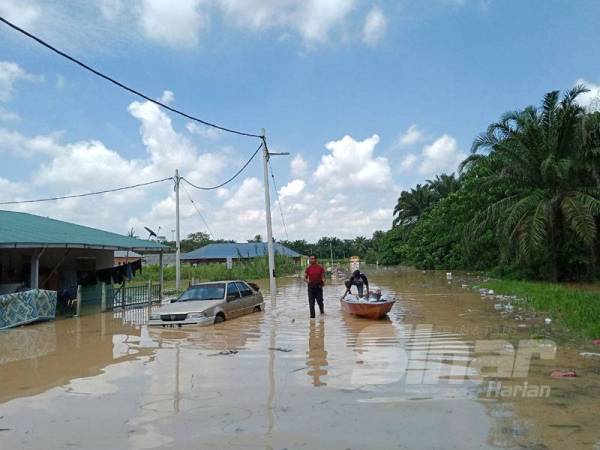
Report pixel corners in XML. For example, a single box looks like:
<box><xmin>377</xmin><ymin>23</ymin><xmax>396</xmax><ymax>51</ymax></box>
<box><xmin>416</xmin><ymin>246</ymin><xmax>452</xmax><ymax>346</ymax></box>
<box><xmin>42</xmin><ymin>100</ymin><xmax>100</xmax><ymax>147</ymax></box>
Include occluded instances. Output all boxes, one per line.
<box><xmin>362</xmin><ymin>7</ymin><xmax>387</xmax><ymax>45</ymax></box>
<box><xmin>0</xmin><ymin>106</ymin><xmax>19</xmax><ymax>121</ymax></box>
<box><xmin>314</xmin><ymin>134</ymin><xmax>393</xmax><ymax>191</ymax></box>
<box><xmin>279</xmin><ymin>179</ymin><xmax>305</xmax><ymax>198</ymax></box>
<box><xmin>574</xmin><ymin>78</ymin><xmax>600</xmax><ymax>111</ymax></box>
<box><xmin>418</xmin><ymin>134</ymin><xmax>466</xmax><ymax>176</ymax></box>
<box><xmin>399</xmin><ymin>153</ymin><xmax>417</xmax><ymax>171</ymax></box>
<box><xmin>290</xmin><ymin>154</ymin><xmax>308</xmax><ymax>178</ymax></box>
<box><xmin>136</xmin><ymin>0</ymin><xmax>208</xmax><ymax>48</ymax></box>
<box><xmin>0</xmin><ymin>0</ymin><xmax>41</xmax><ymax>30</ymax></box>
<box><xmin>159</xmin><ymin>90</ymin><xmax>175</xmax><ymax>104</ymax></box>
<box><xmin>0</xmin><ymin>128</ymin><xmax>63</xmax><ymax>157</ymax></box>
<box><xmin>186</xmin><ymin>122</ymin><xmax>222</xmax><ymax>141</ymax></box>
<box><xmin>217</xmin><ymin>0</ymin><xmax>357</xmax><ymax>43</ymax></box>
<box><xmin>0</xmin><ymin>61</ymin><xmax>42</xmax><ymax>102</ymax></box>
<box><xmin>395</xmin><ymin>124</ymin><xmax>426</xmax><ymax>147</ymax></box>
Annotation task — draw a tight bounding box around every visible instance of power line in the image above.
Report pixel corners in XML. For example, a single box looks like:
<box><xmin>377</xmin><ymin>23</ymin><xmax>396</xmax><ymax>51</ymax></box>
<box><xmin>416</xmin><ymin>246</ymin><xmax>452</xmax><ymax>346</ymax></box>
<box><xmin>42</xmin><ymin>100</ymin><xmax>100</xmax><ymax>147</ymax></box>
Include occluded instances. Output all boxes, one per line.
<box><xmin>268</xmin><ymin>160</ymin><xmax>289</xmax><ymax>241</ymax></box>
<box><xmin>0</xmin><ymin>16</ymin><xmax>262</xmax><ymax>139</ymax></box>
<box><xmin>181</xmin><ymin>183</ymin><xmax>213</xmax><ymax>238</ymax></box>
<box><xmin>182</xmin><ymin>142</ymin><xmax>263</xmax><ymax>191</ymax></box>
<box><xmin>0</xmin><ymin>177</ymin><xmax>172</xmax><ymax>205</ymax></box>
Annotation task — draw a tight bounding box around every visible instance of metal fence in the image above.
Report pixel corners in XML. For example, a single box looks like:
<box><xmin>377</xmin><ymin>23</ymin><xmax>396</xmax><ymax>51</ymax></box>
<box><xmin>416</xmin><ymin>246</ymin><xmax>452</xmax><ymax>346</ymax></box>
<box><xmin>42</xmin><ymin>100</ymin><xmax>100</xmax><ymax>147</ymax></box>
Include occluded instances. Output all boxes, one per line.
<box><xmin>108</xmin><ymin>283</ymin><xmax>161</xmax><ymax>310</ymax></box>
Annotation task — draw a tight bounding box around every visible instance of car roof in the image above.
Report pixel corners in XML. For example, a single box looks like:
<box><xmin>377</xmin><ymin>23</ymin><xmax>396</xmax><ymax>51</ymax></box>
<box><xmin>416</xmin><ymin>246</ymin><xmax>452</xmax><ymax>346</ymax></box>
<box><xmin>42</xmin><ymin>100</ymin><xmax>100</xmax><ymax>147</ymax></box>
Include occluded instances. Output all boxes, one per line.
<box><xmin>188</xmin><ymin>280</ymin><xmax>247</xmax><ymax>287</ymax></box>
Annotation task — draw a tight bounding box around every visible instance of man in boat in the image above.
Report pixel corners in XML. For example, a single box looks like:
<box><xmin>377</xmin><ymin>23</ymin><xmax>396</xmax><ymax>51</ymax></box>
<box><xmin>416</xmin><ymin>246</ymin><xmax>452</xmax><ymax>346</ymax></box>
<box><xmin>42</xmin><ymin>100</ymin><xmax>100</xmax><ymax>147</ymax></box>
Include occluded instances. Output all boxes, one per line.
<box><xmin>342</xmin><ymin>270</ymin><xmax>370</xmax><ymax>299</ymax></box>
<box><xmin>304</xmin><ymin>255</ymin><xmax>326</xmax><ymax>318</ymax></box>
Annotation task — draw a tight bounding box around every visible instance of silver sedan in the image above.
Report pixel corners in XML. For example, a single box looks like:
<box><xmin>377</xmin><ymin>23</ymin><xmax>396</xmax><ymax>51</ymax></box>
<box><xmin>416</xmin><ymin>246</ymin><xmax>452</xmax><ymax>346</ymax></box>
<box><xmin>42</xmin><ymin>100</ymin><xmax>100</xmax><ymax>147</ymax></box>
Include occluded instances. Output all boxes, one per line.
<box><xmin>148</xmin><ymin>280</ymin><xmax>264</xmax><ymax>327</ymax></box>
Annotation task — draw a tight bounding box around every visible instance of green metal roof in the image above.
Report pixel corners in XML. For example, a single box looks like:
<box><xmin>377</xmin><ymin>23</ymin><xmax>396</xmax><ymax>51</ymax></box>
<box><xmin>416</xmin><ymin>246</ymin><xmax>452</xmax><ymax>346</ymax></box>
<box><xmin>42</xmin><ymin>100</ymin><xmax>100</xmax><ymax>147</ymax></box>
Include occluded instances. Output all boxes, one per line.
<box><xmin>0</xmin><ymin>210</ymin><xmax>166</xmax><ymax>251</ymax></box>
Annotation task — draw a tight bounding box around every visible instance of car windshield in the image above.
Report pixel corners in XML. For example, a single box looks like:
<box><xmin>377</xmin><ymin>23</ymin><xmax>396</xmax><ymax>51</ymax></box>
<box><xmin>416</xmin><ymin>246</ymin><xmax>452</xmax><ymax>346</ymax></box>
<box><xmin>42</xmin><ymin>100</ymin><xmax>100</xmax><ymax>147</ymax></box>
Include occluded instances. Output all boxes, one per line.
<box><xmin>177</xmin><ymin>283</ymin><xmax>226</xmax><ymax>302</ymax></box>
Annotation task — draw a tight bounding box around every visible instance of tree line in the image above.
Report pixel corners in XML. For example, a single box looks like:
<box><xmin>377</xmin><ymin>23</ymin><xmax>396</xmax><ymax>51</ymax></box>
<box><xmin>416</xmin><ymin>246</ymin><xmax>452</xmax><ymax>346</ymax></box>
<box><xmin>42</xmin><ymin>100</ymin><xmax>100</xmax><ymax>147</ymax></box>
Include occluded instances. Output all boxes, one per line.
<box><xmin>379</xmin><ymin>86</ymin><xmax>600</xmax><ymax>281</ymax></box>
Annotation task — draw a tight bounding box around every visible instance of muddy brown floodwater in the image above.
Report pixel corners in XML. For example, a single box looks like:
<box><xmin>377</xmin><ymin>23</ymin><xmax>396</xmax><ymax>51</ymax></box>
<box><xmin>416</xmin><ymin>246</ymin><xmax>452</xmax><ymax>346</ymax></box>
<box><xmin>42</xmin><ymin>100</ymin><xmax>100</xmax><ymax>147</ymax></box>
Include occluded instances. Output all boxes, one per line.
<box><xmin>0</xmin><ymin>268</ymin><xmax>599</xmax><ymax>449</ymax></box>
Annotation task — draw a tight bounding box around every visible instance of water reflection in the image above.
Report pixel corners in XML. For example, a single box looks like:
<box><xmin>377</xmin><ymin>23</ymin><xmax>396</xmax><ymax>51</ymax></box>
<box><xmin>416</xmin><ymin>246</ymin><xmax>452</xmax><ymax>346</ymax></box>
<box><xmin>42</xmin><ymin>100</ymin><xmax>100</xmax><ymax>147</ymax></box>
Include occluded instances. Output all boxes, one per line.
<box><xmin>306</xmin><ymin>319</ymin><xmax>327</xmax><ymax>386</ymax></box>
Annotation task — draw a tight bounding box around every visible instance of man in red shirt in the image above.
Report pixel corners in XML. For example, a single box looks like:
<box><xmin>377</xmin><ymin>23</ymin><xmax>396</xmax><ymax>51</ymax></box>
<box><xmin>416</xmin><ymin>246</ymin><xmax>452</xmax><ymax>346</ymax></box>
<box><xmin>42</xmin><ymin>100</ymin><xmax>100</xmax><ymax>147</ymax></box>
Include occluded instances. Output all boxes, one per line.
<box><xmin>304</xmin><ymin>254</ymin><xmax>325</xmax><ymax>318</ymax></box>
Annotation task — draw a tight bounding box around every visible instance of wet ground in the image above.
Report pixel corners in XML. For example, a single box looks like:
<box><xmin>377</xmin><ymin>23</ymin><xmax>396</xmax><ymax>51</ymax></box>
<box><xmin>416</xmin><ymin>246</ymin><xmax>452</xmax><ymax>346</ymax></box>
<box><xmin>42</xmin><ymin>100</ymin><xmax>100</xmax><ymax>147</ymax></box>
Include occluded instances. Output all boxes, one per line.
<box><xmin>0</xmin><ymin>268</ymin><xmax>599</xmax><ymax>449</ymax></box>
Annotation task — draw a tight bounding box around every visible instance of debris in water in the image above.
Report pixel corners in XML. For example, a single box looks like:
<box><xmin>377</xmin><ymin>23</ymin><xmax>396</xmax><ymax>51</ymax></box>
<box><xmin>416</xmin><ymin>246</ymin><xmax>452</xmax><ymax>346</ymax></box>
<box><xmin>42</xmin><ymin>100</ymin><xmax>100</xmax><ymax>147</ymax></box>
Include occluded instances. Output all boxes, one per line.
<box><xmin>580</xmin><ymin>352</ymin><xmax>600</xmax><ymax>358</ymax></box>
<box><xmin>544</xmin><ymin>318</ymin><xmax>552</xmax><ymax>324</ymax></box>
<box><xmin>209</xmin><ymin>350</ymin><xmax>238</xmax><ymax>356</ymax></box>
<box><xmin>269</xmin><ymin>347</ymin><xmax>292</xmax><ymax>353</ymax></box>
<box><xmin>593</xmin><ymin>339</ymin><xmax>600</xmax><ymax>346</ymax></box>
<box><xmin>550</xmin><ymin>370</ymin><xmax>577</xmax><ymax>379</ymax></box>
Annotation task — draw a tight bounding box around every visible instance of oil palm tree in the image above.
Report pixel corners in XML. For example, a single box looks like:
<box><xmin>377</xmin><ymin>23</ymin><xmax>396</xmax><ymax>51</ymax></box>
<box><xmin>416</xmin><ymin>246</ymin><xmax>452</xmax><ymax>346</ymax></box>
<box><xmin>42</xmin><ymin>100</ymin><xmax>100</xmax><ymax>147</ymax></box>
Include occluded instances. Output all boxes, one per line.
<box><xmin>427</xmin><ymin>173</ymin><xmax>461</xmax><ymax>200</ymax></box>
<box><xmin>462</xmin><ymin>86</ymin><xmax>600</xmax><ymax>280</ymax></box>
<box><xmin>393</xmin><ymin>184</ymin><xmax>436</xmax><ymax>227</ymax></box>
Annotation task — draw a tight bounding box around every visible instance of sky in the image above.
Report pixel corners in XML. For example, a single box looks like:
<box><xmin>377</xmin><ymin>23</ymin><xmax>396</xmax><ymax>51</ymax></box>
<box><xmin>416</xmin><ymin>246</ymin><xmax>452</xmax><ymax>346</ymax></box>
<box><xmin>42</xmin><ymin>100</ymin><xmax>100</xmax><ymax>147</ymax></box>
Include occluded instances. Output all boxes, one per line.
<box><xmin>1</xmin><ymin>0</ymin><xmax>599</xmax><ymax>243</ymax></box>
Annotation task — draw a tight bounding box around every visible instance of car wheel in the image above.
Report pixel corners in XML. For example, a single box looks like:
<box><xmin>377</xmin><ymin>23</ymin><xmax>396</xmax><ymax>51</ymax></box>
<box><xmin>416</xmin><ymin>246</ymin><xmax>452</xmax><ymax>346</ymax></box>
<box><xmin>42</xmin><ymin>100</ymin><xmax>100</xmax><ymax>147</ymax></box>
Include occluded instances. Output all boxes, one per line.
<box><xmin>214</xmin><ymin>313</ymin><xmax>225</xmax><ymax>324</ymax></box>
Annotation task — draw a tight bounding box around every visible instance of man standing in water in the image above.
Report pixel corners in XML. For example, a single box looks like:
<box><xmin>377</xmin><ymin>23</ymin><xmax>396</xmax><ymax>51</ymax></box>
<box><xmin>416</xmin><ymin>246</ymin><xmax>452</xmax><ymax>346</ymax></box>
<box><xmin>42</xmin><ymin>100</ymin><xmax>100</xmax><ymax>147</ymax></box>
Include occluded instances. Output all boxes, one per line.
<box><xmin>304</xmin><ymin>255</ymin><xmax>326</xmax><ymax>318</ymax></box>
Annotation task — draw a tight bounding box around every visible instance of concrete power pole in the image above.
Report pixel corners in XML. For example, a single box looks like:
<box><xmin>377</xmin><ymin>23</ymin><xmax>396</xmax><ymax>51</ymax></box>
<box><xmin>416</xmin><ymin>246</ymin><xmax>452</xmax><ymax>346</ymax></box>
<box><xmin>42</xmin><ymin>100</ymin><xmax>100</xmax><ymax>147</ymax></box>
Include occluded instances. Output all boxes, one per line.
<box><xmin>261</xmin><ymin>130</ymin><xmax>276</xmax><ymax>296</ymax></box>
<box><xmin>175</xmin><ymin>169</ymin><xmax>181</xmax><ymax>291</ymax></box>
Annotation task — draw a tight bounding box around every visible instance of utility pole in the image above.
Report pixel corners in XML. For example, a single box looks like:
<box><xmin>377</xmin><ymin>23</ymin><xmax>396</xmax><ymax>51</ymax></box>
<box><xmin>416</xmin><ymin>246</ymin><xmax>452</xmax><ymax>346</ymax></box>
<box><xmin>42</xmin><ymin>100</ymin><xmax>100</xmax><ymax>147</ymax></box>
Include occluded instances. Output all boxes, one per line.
<box><xmin>261</xmin><ymin>130</ymin><xmax>276</xmax><ymax>296</ymax></box>
<box><xmin>175</xmin><ymin>169</ymin><xmax>181</xmax><ymax>291</ymax></box>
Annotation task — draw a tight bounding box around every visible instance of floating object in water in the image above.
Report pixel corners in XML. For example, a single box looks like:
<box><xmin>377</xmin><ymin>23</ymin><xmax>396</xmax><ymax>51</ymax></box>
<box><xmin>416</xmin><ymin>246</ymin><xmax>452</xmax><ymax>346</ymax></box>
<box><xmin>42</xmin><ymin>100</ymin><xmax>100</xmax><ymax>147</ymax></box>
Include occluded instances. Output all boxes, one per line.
<box><xmin>488</xmin><ymin>289</ymin><xmax>495</xmax><ymax>295</ymax></box>
<box><xmin>341</xmin><ymin>294</ymin><xmax>395</xmax><ymax>320</ymax></box>
<box><xmin>446</xmin><ymin>272</ymin><xmax>453</xmax><ymax>281</ymax></box>
<box><xmin>269</xmin><ymin>347</ymin><xmax>292</xmax><ymax>353</ymax></box>
<box><xmin>461</xmin><ymin>284</ymin><xmax>468</xmax><ymax>289</ymax></box>
<box><xmin>593</xmin><ymin>339</ymin><xmax>600</xmax><ymax>346</ymax></box>
<box><xmin>550</xmin><ymin>370</ymin><xmax>576</xmax><ymax>379</ymax></box>
<box><xmin>580</xmin><ymin>352</ymin><xmax>600</xmax><ymax>358</ymax></box>
<box><xmin>209</xmin><ymin>350</ymin><xmax>238</xmax><ymax>357</ymax></box>
<box><xmin>544</xmin><ymin>318</ymin><xmax>552</xmax><ymax>324</ymax></box>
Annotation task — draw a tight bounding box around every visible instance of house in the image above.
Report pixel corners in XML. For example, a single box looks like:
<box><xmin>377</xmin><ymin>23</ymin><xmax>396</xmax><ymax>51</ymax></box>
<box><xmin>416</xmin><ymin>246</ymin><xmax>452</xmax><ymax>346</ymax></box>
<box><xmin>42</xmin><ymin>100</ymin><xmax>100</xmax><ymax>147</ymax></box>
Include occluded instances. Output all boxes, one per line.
<box><xmin>114</xmin><ymin>250</ymin><xmax>142</xmax><ymax>266</ymax></box>
<box><xmin>181</xmin><ymin>242</ymin><xmax>303</xmax><ymax>265</ymax></box>
<box><xmin>0</xmin><ymin>210</ymin><xmax>167</xmax><ymax>299</ymax></box>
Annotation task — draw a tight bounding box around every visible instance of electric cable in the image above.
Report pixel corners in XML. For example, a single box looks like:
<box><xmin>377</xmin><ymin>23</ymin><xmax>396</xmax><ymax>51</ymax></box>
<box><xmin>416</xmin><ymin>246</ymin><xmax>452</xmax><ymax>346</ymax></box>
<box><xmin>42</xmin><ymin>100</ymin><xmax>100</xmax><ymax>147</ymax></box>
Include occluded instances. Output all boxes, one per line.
<box><xmin>0</xmin><ymin>177</ymin><xmax>173</xmax><ymax>205</ymax></box>
<box><xmin>268</xmin><ymin>160</ymin><xmax>290</xmax><ymax>241</ymax></box>
<box><xmin>181</xmin><ymin>183</ymin><xmax>213</xmax><ymax>238</ymax></box>
<box><xmin>181</xmin><ymin>142</ymin><xmax>262</xmax><ymax>191</ymax></box>
<box><xmin>0</xmin><ymin>16</ymin><xmax>262</xmax><ymax>139</ymax></box>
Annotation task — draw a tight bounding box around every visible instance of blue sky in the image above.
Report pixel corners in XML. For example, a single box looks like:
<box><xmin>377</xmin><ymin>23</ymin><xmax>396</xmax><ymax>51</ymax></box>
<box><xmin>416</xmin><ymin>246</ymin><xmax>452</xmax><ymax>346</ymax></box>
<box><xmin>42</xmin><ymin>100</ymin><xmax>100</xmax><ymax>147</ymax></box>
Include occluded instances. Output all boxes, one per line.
<box><xmin>1</xmin><ymin>0</ymin><xmax>599</xmax><ymax>242</ymax></box>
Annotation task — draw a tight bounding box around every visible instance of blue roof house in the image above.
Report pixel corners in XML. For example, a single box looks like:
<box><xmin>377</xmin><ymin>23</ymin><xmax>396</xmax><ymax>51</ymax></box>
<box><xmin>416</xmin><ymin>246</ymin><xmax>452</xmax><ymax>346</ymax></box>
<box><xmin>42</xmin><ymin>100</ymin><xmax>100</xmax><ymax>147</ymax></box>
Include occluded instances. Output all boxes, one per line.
<box><xmin>181</xmin><ymin>242</ymin><xmax>302</xmax><ymax>265</ymax></box>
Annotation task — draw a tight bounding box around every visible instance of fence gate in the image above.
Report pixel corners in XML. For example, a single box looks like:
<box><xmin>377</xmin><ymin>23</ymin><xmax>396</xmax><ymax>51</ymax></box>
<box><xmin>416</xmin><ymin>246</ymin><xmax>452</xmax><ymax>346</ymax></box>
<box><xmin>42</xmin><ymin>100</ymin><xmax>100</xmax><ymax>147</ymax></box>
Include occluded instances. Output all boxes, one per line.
<box><xmin>108</xmin><ymin>283</ymin><xmax>161</xmax><ymax>310</ymax></box>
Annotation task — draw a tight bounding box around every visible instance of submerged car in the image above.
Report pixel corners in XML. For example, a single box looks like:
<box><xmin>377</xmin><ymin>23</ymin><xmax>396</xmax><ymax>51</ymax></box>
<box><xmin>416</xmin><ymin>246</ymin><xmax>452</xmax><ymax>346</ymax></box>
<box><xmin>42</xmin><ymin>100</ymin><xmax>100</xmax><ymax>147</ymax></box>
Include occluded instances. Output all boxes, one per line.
<box><xmin>148</xmin><ymin>280</ymin><xmax>263</xmax><ymax>327</ymax></box>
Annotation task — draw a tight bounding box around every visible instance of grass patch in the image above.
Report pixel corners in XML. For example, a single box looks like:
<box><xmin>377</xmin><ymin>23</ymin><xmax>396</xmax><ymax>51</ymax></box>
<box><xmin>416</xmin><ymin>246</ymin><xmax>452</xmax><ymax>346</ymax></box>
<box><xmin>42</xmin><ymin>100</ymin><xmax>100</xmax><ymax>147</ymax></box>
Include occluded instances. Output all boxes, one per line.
<box><xmin>133</xmin><ymin>255</ymin><xmax>301</xmax><ymax>285</ymax></box>
<box><xmin>481</xmin><ymin>279</ymin><xmax>600</xmax><ymax>339</ymax></box>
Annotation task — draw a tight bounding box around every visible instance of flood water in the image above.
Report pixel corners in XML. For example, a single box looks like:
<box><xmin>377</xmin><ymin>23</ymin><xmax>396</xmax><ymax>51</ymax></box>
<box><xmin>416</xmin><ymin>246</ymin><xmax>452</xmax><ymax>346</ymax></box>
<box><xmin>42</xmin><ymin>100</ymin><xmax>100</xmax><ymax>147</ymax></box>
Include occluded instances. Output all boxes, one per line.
<box><xmin>1</xmin><ymin>268</ymin><xmax>599</xmax><ymax>449</ymax></box>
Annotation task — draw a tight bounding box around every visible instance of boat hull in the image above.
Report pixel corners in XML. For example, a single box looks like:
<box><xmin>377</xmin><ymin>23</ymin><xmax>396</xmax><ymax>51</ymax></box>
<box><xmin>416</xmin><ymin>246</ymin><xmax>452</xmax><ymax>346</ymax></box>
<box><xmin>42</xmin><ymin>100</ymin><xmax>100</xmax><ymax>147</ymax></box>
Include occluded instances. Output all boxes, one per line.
<box><xmin>340</xmin><ymin>299</ymin><xmax>395</xmax><ymax>320</ymax></box>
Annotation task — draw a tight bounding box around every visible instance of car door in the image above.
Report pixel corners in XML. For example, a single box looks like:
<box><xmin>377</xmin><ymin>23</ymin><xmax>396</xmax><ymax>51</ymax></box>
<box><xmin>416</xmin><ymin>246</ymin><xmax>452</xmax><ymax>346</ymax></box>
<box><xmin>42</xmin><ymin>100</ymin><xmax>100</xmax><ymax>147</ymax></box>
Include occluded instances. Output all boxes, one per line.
<box><xmin>235</xmin><ymin>281</ymin><xmax>257</xmax><ymax>315</ymax></box>
<box><xmin>225</xmin><ymin>282</ymin><xmax>242</xmax><ymax>318</ymax></box>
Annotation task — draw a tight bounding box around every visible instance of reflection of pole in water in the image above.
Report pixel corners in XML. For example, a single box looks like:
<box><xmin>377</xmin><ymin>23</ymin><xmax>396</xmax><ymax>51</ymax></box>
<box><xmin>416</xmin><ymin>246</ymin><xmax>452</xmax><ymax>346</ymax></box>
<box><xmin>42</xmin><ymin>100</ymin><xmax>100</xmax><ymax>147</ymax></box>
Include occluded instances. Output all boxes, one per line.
<box><xmin>266</xmin><ymin>283</ymin><xmax>277</xmax><ymax>445</ymax></box>
<box><xmin>174</xmin><ymin>344</ymin><xmax>181</xmax><ymax>413</ymax></box>
<box><xmin>307</xmin><ymin>319</ymin><xmax>327</xmax><ymax>387</ymax></box>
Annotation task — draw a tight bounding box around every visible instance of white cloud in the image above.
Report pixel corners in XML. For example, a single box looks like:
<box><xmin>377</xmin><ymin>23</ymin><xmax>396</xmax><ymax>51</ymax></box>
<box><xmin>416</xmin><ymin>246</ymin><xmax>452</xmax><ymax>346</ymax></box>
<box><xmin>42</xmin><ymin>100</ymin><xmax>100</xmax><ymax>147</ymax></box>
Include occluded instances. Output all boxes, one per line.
<box><xmin>136</xmin><ymin>0</ymin><xmax>208</xmax><ymax>48</ymax></box>
<box><xmin>314</xmin><ymin>134</ymin><xmax>393</xmax><ymax>191</ymax></box>
<box><xmin>395</xmin><ymin>124</ymin><xmax>425</xmax><ymax>147</ymax></box>
<box><xmin>0</xmin><ymin>128</ymin><xmax>63</xmax><ymax>157</ymax></box>
<box><xmin>574</xmin><ymin>78</ymin><xmax>600</xmax><ymax>111</ymax></box>
<box><xmin>418</xmin><ymin>134</ymin><xmax>466</xmax><ymax>176</ymax></box>
<box><xmin>362</xmin><ymin>7</ymin><xmax>387</xmax><ymax>45</ymax></box>
<box><xmin>224</xmin><ymin>177</ymin><xmax>263</xmax><ymax>209</ymax></box>
<box><xmin>0</xmin><ymin>0</ymin><xmax>41</xmax><ymax>30</ymax></box>
<box><xmin>399</xmin><ymin>153</ymin><xmax>417</xmax><ymax>171</ymax></box>
<box><xmin>0</xmin><ymin>106</ymin><xmax>19</xmax><ymax>121</ymax></box>
<box><xmin>0</xmin><ymin>61</ymin><xmax>42</xmax><ymax>102</ymax></box>
<box><xmin>98</xmin><ymin>0</ymin><xmax>126</xmax><ymax>21</ymax></box>
<box><xmin>279</xmin><ymin>179</ymin><xmax>305</xmax><ymax>198</ymax></box>
<box><xmin>186</xmin><ymin>122</ymin><xmax>222</xmax><ymax>141</ymax></box>
<box><xmin>159</xmin><ymin>90</ymin><xmax>175</xmax><ymax>104</ymax></box>
<box><xmin>290</xmin><ymin>154</ymin><xmax>308</xmax><ymax>178</ymax></box>
<box><xmin>217</xmin><ymin>0</ymin><xmax>357</xmax><ymax>43</ymax></box>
